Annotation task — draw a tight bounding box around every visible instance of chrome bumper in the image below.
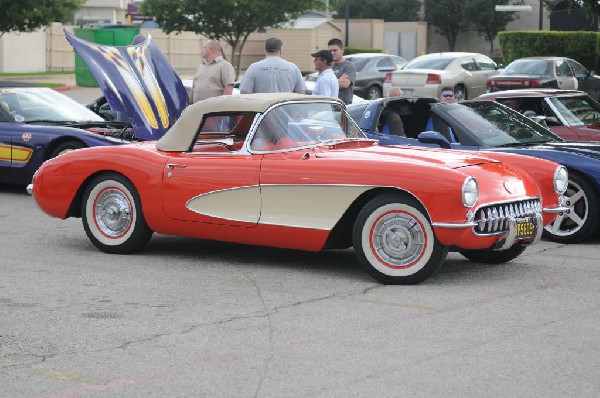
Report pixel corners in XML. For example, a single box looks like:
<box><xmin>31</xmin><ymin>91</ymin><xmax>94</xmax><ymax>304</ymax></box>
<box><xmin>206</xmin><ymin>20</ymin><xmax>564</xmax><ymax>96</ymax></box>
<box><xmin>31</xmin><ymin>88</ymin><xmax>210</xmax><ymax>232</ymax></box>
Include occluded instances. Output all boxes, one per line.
<box><xmin>433</xmin><ymin>211</ymin><xmax>544</xmax><ymax>252</ymax></box>
<box><xmin>26</xmin><ymin>183</ymin><xmax>33</xmax><ymax>195</ymax></box>
<box><xmin>493</xmin><ymin>212</ymin><xmax>543</xmax><ymax>251</ymax></box>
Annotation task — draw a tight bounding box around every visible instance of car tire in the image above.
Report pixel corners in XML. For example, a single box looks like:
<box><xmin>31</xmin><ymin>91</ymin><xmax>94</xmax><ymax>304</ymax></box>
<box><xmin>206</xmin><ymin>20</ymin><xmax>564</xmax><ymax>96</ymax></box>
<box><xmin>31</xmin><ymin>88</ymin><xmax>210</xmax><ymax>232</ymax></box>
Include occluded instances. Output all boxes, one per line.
<box><xmin>82</xmin><ymin>173</ymin><xmax>153</xmax><ymax>254</ymax></box>
<box><xmin>352</xmin><ymin>193</ymin><xmax>448</xmax><ymax>285</ymax></box>
<box><xmin>49</xmin><ymin>141</ymin><xmax>85</xmax><ymax>159</ymax></box>
<box><xmin>459</xmin><ymin>245</ymin><xmax>527</xmax><ymax>264</ymax></box>
<box><xmin>366</xmin><ymin>85</ymin><xmax>382</xmax><ymax>100</ymax></box>
<box><xmin>454</xmin><ymin>84</ymin><xmax>467</xmax><ymax>101</ymax></box>
<box><xmin>543</xmin><ymin>171</ymin><xmax>599</xmax><ymax>243</ymax></box>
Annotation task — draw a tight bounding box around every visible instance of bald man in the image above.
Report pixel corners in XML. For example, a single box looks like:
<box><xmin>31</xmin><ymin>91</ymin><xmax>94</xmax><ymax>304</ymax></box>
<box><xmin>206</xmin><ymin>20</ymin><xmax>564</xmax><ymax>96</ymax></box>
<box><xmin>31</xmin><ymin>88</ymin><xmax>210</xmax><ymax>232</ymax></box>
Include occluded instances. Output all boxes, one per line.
<box><xmin>190</xmin><ymin>39</ymin><xmax>235</xmax><ymax>103</ymax></box>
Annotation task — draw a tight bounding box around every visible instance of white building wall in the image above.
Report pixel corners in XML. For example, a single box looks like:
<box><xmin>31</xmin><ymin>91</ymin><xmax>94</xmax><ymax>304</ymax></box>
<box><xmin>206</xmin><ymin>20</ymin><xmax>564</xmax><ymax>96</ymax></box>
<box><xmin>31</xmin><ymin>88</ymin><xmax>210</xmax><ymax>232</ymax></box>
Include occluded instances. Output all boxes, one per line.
<box><xmin>0</xmin><ymin>30</ymin><xmax>46</xmax><ymax>73</ymax></box>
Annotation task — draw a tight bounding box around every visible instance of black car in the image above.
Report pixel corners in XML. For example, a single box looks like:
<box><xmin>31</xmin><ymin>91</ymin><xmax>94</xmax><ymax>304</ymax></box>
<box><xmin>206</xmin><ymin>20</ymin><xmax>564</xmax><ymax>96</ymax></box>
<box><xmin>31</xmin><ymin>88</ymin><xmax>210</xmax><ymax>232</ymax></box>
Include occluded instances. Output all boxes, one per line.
<box><xmin>345</xmin><ymin>53</ymin><xmax>407</xmax><ymax>100</ymax></box>
<box><xmin>486</xmin><ymin>57</ymin><xmax>600</xmax><ymax>100</ymax></box>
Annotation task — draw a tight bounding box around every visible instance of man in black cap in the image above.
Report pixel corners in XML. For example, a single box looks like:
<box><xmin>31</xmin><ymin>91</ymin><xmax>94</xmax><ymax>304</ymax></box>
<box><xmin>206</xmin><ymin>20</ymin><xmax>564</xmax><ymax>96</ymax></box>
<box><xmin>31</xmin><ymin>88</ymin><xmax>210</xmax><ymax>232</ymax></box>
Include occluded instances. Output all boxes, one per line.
<box><xmin>310</xmin><ymin>49</ymin><xmax>339</xmax><ymax>98</ymax></box>
<box><xmin>239</xmin><ymin>37</ymin><xmax>305</xmax><ymax>94</ymax></box>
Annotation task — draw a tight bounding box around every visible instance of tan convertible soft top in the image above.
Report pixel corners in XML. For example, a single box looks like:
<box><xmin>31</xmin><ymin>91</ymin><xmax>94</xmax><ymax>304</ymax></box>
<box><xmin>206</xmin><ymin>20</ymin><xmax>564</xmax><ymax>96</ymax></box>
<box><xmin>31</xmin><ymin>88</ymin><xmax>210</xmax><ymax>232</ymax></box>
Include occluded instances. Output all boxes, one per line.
<box><xmin>156</xmin><ymin>93</ymin><xmax>341</xmax><ymax>152</ymax></box>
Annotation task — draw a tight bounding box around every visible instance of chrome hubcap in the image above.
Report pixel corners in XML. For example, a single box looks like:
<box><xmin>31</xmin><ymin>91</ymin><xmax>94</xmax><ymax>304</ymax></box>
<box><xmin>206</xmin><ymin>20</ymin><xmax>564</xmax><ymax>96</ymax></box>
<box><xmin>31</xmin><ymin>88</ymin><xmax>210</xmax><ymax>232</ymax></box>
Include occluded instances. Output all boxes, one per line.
<box><xmin>94</xmin><ymin>189</ymin><xmax>132</xmax><ymax>237</ymax></box>
<box><xmin>545</xmin><ymin>181</ymin><xmax>587</xmax><ymax>237</ymax></box>
<box><xmin>372</xmin><ymin>213</ymin><xmax>424</xmax><ymax>267</ymax></box>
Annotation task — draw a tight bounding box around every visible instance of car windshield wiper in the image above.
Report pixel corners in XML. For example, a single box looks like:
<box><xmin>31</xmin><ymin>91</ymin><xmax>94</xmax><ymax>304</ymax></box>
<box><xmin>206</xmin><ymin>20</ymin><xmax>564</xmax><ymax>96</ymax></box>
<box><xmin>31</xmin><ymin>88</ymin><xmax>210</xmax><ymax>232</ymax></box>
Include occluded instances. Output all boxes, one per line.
<box><xmin>494</xmin><ymin>140</ymin><xmax>551</xmax><ymax>147</ymax></box>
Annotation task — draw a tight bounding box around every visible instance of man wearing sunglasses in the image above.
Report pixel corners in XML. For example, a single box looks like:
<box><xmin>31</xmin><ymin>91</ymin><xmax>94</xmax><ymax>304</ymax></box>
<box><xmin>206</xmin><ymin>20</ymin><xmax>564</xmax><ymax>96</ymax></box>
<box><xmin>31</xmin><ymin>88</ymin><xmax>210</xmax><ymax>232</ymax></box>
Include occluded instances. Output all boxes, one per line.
<box><xmin>439</xmin><ymin>87</ymin><xmax>456</xmax><ymax>102</ymax></box>
<box><xmin>424</xmin><ymin>87</ymin><xmax>458</xmax><ymax>142</ymax></box>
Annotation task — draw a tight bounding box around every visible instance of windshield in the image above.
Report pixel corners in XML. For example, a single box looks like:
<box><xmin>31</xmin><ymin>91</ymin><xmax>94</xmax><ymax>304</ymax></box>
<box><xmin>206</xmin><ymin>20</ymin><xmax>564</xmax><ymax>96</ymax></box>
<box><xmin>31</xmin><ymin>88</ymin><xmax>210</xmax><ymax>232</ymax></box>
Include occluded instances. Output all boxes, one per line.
<box><xmin>404</xmin><ymin>57</ymin><xmax>453</xmax><ymax>70</ymax></box>
<box><xmin>547</xmin><ymin>95</ymin><xmax>600</xmax><ymax>126</ymax></box>
<box><xmin>250</xmin><ymin>102</ymin><xmax>366</xmax><ymax>151</ymax></box>
<box><xmin>503</xmin><ymin>59</ymin><xmax>550</xmax><ymax>76</ymax></box>
<box><xmin>450</xmin><ymin>101</ymin><xmax>562</xmax><ymax>146</ymax></box>
<box><xmin>0</xmin><ymin>87</ymin><xmax>105</xmax><ymax>122</ymax></box>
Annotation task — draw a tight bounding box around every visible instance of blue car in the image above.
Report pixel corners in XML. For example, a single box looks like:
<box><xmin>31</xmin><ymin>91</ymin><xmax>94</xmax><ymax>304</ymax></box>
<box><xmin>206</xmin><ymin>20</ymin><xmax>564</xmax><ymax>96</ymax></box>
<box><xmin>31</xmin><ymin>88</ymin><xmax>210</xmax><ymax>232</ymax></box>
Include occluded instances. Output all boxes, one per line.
<box><xmin>0</xmin><ymin>82</ymin><xmax>136</xmax><ymax>186</ymax></box>
<box><xmin>348</xmin><ymin>97</ymin><xmax>600</xmax><ymax>244</ymax></box>
<box><xmin>1</xmin><ymin>33</ymin><xmax>188</xmax><ymax>187</ymax></box>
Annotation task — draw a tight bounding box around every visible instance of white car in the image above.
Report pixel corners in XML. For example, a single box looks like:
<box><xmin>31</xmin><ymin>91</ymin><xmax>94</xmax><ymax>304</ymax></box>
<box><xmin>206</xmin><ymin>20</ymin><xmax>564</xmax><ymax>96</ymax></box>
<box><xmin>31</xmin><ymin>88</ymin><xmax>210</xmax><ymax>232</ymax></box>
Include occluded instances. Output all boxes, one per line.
<box><xmin>304</xmin><ymin>72</ymin><xmax>367</xmax><ymax>103</ymax></box>
<box><xmin>383</xmin><ymin>52</ymin><xmax>501</xmax><ymax>100</ymax></box>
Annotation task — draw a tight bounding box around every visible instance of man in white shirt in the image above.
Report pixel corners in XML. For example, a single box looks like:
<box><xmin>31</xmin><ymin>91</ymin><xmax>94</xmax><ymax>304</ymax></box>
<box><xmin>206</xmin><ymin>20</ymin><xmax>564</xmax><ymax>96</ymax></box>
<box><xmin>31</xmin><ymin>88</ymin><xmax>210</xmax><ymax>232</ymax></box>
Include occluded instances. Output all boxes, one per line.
<box><xmin>310</xmin><ymin>49</ymin><xmax>339</xmax><ymax>98</ymax></box>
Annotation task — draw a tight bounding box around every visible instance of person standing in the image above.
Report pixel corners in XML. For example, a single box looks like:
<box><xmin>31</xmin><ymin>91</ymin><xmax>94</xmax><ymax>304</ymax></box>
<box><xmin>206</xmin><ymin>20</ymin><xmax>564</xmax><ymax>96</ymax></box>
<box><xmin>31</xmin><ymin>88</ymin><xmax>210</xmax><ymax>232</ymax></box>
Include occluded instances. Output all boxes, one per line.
<box><xmin>328</xmin><ymin>38</ymin><xmax>356</xmax><ymax>104</ymax></box>
<box><xmin>239</xmin><ymin>37</ymin><xmax>305</xmax><ymax>94</ymax></box>
<box><xmin>190</xmin><ymin>39</ymin><xmax>235</xmax><ymax>103</ymax></box>
<box><xmin>310</xmin><ymin>50</ymin><xmax>339</xmax><ymax>98</ymax></box>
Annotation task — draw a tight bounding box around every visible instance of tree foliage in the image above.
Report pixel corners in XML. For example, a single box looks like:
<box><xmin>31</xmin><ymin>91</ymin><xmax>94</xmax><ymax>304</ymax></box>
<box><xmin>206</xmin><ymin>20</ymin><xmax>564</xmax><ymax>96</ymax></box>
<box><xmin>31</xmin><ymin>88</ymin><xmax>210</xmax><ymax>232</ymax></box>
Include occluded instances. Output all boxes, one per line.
<box><xmin>424</xmin><ymin>0</ymin><xmax>466</xmax><ymax>51</ymax></box>
<box><xmin>464</xmin><ymin>0</ymin><xmax>521</xmax><ymax>56</ymax></box>
<box><xmin>142</xmin><ymin>0</ymin><xmax>323</xmax><ymax>78</ymax></box>
<box><xmin>333</xmin><ymin>0</ymin><xmax>421</xmax><ymax>22</ymax></box>
<box><xmin>0</xmin><ymin>0</ymin><xmax>85</xmax><ymax>37</ymax></box>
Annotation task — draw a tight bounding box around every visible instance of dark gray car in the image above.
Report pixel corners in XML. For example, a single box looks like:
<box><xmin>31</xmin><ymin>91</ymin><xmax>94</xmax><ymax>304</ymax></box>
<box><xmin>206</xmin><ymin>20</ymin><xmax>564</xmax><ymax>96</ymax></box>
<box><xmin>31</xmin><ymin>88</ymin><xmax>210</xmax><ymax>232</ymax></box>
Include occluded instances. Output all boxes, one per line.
<box><xmin>345</xmin><ymin>53</ymin><xmax>407</xmax><ymax>100</ymax></box>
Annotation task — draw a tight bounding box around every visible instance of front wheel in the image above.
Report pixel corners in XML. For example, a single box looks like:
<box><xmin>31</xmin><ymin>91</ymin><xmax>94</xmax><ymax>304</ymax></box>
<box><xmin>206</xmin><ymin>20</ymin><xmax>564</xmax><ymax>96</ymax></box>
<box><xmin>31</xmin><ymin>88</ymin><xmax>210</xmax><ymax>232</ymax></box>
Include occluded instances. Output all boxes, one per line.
<box><xmin>353</xmin><ymin>193</ymin><xmax>448</xmax><ymax>284</ymax></box>
<box><xmin>543</xmin><ymin>172</ymin><xmax>599</xmax><ymax>243</ymax></box>
<box><xmin>82</xmin><ymin>173</ymin><xmax>153</xmax><ymax>254</ymax></box>
<box><xmin>49</xmin><ymin>141</ymin><xmax>85</xmax><ymax>159</ymax></box>
<box><xmin>459</xmin><ymin>245</ymin><xmax>526</xmax><ymax>264</ymax></box>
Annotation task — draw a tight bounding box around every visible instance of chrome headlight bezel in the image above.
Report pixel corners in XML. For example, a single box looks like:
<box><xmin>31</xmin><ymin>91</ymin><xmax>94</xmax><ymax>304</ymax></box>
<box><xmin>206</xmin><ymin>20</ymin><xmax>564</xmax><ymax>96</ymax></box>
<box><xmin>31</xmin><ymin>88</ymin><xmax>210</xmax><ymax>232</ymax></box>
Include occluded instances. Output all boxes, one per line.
<box><xmin>553</xmin><ymin>166</ymin><xmax>568</xmax><ymax>194</ymax></box>
<box><xmin>462</xmin><ymin>176</ymin><xmax>479</xmax><ymax>208</ymax></box>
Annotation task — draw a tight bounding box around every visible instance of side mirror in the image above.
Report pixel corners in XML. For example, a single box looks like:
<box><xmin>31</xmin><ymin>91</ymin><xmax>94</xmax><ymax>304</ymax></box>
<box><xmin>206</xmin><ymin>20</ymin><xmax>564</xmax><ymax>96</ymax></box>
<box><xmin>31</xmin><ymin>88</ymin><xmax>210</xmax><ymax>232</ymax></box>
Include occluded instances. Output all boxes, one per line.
<box><xmin>417</xmin><ymin>131</ymin><xmax>452</xmax><ymax>149</ymax></box>
<box><xmin>496</xmin><ymin>63</ymin><xmax>504</xmax><ymax>70</ymax></box>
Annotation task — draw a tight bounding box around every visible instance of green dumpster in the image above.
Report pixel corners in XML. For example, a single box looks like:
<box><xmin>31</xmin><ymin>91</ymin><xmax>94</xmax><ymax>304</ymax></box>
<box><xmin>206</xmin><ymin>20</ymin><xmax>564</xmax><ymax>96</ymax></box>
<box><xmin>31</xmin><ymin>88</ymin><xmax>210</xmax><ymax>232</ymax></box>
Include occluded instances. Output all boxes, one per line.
<box><xmin>73</xmin><ymin>25</ymin><xmax>140</xmax><ymax>87</ymax></box>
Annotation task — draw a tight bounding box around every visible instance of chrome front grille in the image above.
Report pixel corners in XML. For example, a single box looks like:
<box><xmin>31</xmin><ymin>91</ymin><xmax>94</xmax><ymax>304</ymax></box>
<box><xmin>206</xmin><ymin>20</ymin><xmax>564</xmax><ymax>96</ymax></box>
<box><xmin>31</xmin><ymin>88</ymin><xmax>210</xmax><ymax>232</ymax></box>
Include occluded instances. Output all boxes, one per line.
<box><xmin>474</xmin><ymin>199</ymin><xmax>542</xmax><ymax>235</ymax></box>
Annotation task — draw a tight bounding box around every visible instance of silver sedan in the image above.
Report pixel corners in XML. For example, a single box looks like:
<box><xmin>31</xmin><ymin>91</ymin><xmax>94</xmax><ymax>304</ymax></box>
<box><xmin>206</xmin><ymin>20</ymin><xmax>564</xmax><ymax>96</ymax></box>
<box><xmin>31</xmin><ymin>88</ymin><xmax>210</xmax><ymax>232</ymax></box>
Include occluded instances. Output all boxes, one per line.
<box><xmin>383</xmin><ymin>52</ymin><xmax>501</xmax><ymax>100</ymax></box>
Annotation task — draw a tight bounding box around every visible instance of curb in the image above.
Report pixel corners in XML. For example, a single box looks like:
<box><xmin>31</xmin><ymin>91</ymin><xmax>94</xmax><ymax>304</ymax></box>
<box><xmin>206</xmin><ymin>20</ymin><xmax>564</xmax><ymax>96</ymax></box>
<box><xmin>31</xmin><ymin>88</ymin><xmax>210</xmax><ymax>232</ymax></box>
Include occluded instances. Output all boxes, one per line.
<box><xmin>52</xmin><ymin>85</ymin><xmax>71</xmax><ymax>91</ymax></box>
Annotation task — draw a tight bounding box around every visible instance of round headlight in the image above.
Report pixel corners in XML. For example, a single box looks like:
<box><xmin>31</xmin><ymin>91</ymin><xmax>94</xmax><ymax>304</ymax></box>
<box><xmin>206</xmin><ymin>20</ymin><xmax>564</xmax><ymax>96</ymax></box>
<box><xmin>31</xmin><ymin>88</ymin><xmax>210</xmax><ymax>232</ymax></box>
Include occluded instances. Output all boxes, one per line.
<box><xmin>554</xmin><ymin>166</ymin><xmax>568</xmax><ymax>194</ymax></box>
<box><xmin>462</xmin><ymin>176</ymin><xmax>479</xmax><ymax>208</ymax></box>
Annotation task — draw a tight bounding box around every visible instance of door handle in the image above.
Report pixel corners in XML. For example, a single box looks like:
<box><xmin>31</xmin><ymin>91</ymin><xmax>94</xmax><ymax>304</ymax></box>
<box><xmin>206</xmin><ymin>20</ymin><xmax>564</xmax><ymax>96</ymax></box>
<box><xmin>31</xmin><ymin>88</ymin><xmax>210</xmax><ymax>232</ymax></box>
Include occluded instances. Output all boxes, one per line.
<box><xmin>166</xmin><ymin>164</ymin><xmax>187</xmax><ymax>169</ymax></box>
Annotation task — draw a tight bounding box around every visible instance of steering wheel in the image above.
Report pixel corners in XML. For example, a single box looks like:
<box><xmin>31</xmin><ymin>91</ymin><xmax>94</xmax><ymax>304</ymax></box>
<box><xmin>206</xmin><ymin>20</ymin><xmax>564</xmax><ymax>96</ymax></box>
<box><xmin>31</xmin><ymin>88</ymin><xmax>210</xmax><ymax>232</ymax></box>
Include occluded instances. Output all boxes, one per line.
<box><xmin>581</xmin><ymin>111</ymin><xmax>600</xmax><ymax>122</ymax></box>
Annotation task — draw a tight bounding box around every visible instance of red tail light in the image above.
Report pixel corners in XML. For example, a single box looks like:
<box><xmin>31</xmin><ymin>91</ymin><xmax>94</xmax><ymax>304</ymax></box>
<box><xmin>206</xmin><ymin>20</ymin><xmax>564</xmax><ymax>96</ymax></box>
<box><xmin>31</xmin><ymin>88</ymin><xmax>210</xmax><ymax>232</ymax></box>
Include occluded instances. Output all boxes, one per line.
<box><xmin>531</xmin><ymin>80</ymin><xmax>542</xmax><ymax>87</ymax></box>
<box><xmin>426</xmin><ymin>73</ymin><xmax>441</xmax><ymax>84</ymax></box>
<box><xmin>486</xmin><ymin>79</ymin><xmax>495</xmax><ymax>87</ymax></box>
<box><xmin>384</xmin><ymin>72</ymin><xmax>392</xmax><ymax>84</ymax></box>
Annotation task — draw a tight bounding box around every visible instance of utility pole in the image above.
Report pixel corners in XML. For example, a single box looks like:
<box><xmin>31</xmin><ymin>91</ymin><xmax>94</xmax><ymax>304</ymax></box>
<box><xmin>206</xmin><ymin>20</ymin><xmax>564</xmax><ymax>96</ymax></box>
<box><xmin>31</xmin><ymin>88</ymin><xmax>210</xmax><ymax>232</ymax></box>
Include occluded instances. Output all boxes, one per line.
<box><xmin>345</xmin><ymin>0</ymin><xmax>350</xmax><ymax>47</ymax></box>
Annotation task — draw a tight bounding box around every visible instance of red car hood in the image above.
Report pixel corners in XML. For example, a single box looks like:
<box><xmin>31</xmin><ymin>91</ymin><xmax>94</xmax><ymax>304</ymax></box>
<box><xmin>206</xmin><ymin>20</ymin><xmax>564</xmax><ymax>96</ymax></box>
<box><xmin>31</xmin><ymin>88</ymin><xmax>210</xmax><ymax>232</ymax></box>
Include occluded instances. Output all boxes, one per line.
<box><xmin>316</xmin><ymin>143</ymin><xmax>497</xmax><ymax>169</ymax></box>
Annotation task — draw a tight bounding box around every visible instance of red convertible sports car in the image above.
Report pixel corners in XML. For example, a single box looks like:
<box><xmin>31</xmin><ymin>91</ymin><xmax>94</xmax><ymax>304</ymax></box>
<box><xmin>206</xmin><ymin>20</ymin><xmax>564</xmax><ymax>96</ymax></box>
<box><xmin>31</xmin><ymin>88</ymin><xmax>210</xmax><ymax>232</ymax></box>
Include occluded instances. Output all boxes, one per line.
<box><xmin>476</xmin><ymin>89</ymin><xmax>600</xmax><ymax>141</ymax></box>
<box><xmin>31</xmin><ymin>92</ymin><xmax>568</xmax><ymax>284</ymax></box>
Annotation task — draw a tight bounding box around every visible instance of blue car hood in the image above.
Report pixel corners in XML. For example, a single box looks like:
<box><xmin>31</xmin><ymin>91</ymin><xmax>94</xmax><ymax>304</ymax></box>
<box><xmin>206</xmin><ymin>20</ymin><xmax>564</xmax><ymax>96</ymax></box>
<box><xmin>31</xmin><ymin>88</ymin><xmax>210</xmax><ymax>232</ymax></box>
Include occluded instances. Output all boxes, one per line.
<box><xmin>66</xmin><ymin>31</ymin><xmax>188</xmax><ymax>140</ymax></box>
<box><xmin>490</xmin><ymin>141</ymin><xmax>600</xmax><ymax>161</ymax></box>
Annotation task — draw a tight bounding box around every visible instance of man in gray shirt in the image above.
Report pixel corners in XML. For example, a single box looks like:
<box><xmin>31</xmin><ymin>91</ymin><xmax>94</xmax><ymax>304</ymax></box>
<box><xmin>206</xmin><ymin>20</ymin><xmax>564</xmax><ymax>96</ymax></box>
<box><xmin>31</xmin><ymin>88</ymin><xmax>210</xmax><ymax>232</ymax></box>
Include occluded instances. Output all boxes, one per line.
<box><xmin>240</xmin><ymin>37</ymin><xmax>305</xmax><ymax>94</ymax></box>
<box><xmin>328</xmin><ymin>38</ymin><xmax>356</xmax><ymax>105</ymax></box>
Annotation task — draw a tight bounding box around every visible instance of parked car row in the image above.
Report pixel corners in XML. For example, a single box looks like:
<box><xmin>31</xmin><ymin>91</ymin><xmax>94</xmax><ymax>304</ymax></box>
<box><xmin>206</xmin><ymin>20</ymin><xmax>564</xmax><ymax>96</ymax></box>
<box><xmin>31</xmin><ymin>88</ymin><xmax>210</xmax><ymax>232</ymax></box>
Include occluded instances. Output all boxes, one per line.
<box><xmin>3</xmin><ymin>34</ymin><xmax>599</xmax><ymax>285</ymax></box>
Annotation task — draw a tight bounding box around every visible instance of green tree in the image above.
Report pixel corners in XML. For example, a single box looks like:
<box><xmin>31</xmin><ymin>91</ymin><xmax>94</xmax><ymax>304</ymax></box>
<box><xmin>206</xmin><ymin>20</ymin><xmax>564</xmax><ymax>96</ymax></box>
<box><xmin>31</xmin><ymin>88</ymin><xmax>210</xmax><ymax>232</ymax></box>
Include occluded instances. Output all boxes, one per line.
<box><xmin>142</xmin><ymin>0</ymin><xmax>323</xmax><ymax>78</ymax></box>
<box><xmin>0</xmin><ymin>0</ymin><xmax>84</xmax><ymax>37</ymax></box>
<box><xmin>333</xmin><ymin>0</ymin><xmax>421</xmax><ymax>21</ymax></box>
<box><xmin>424</xmin><ymin>0</ymin><xmax>466</xmax><ymax>51</ymax></box>
<box><xmin>464</xmin><ymin>0</ymin><xmax>521</xmax><ymax>56</ymax></box>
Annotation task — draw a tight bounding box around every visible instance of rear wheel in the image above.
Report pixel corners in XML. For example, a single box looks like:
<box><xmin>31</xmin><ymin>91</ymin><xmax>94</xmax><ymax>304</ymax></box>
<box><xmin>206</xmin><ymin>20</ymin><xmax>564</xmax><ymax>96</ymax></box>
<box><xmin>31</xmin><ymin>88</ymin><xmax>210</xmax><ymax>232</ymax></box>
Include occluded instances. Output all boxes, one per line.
<box><xmin>453</xmin><ymin>84</ymin><xmax>467</xmax><ymax>101</ymax></box>
<box><xmin>459</xmin><ymin>245</ymin><xmax>526</xmax><ymax>264</ymax></box>
<box><xmin>366</xmin><ymin>85</ymin><xmax>382</xmax><ymax>100</ymax></box>
<box><xmin>543</xmin><ymin>172</ymin><xmax>599</xmax><ymax>243</ymax></box>
<box><xmin>82</xmin><ymin>173</ymin><xmax>152</xmax><ymax>254</ymax></box>
<box><xmin>353</xmin><ymin>193</ymin><xmax>448</xmax><ymax>284</ymax></box>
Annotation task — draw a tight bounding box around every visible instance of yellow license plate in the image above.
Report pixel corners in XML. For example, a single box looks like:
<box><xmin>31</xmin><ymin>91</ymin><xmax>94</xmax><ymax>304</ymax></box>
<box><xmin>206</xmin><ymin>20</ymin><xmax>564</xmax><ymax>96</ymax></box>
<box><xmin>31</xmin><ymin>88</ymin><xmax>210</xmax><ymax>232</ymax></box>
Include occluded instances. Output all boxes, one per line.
<box><xmin>515</xmin><ymin>217</ymin><xmax>535</xmax><ymax>239</ymax></box>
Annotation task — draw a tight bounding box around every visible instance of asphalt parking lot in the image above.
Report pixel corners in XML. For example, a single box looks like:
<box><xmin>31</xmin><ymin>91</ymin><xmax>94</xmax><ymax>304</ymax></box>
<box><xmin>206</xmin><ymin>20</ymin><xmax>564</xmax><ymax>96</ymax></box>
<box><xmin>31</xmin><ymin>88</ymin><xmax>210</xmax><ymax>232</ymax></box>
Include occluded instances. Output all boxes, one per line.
<box><xmin>1</xmin><ymin>182</ymin><xmax>600</xmax><ymax>397</ymax></box>
<box><xmin>1</xmin><ymin>77</ymin><xmax>600</xmax><ymax>396</ymax></box>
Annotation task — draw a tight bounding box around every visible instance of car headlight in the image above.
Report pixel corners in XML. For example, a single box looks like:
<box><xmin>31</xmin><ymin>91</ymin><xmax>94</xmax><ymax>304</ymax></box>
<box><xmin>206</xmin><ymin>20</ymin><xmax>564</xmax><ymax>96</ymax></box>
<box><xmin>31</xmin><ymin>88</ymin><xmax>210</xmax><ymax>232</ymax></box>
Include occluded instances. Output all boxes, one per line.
<box><xmin>553</xmin><ymin>166</ymin><xmax>568</xmax><ymax>194</ymax></box>
<box><xmin>462</xmin><ymin>176</ymin><xmax>479</xmax><ymax>208</ymax></box>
